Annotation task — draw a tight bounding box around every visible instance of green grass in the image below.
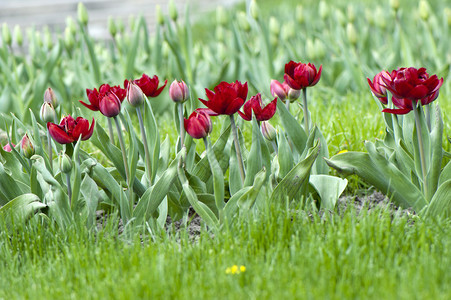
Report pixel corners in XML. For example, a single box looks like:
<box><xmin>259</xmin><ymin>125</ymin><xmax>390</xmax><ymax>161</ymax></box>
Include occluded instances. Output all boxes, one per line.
<box><xmin>1</xmin><ymin>203</ymin><xmax>450</xmax><ymax>299</ymax></box>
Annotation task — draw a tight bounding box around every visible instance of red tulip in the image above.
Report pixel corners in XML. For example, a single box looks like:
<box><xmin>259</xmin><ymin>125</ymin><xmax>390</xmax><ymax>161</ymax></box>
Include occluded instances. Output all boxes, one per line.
<box><xmin>270</xmin><ymin>79</ymin><xmax>300</xmax><ymax>102</ymax></box>
<box><xmin>125</xmin><ymin>74</ymin><xmax>167</xmax><ymax>97</ymax></box>
<box><xmin>99</xmin><ymin>91</ymin><xmax>121</xmax><ymax>118</ymax></box>
<box><xmin>238</xmin><ymin>93</ymin><xmax>277</xmax><ymax>122</ymax></box>
<box><xmin>47</xmin><ymin>115</ymin><xmax>95</xmax><ymax>144</ymax></box>
<box><xmin>381</xmin><ymin>67</ymin><xmax>443</xmax><ymax>115</ymax></box>
<box><xmin>199</xmin><ymin>81</ymin><xmax>248</xmax><ymax>115</ymax></box>
<box><xmin>284</xmin><ymin>60</ymin><xmax>322</xmax><ymax>90</ymax></box>
<box><xmin>2</xmin><ymin>143</ymin><xmax>15</xmax><ymax>152</ymax></box>
<box><xmin>184</xmin><ymin>109</ymin><xmax>213</xmax><ymax>139</ymax></box>
<box><xmin>367</xmin><ymin>71</ymin><xmax>390</xmax><ymax>104</ymax></box>
<box><xmin>80</xmin><ymin>83</ymin><xmax>126</xmax><ymax>112</ymax></box>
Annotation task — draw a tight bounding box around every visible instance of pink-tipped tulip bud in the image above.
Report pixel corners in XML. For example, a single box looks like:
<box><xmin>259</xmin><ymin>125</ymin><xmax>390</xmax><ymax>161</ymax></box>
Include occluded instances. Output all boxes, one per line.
<box><xmin>99</xmin><ymin>91</ymin><xmax>121</xmax><ymax>117</ymax></box>
<box><xmin>261</xmin><ymin>121</ymin><xmax>276</xmax><ymax>141</ymax></box>
<box><xmin>287</xmin><ymin>88</ymin><xmax>301</xmax><ymax>102</ymax></box>
<box><xmin>44</xmin><ymin>87</ymin><xmax>58</xmax><ymax>107</ymax></box>
<box><xmin>169</xmin><ymin>79</ymin><xmax>190</xmax><ymax>103</ymax></box>
<box><xmin>3</xmin><ymin>143</ymin><xmax>15</xmax><ymax>152</ymax></box>
<box><xmin>270</xmin><ymin>79</ymin><xmax>288</xmax><ymax>102</ymax></box>
<box><xmin>21</xmin><ymin>134</ymin><xmax>34</xmax><ymax>159</ymax></box>
<box><xmin>126</xmin><ymin>81</ymin><xmax>146</xmax><ymax>107</ymax></box>
<box><xmin>40</xmin><ymin>102</ymin><xmax>57</xmax><ymax>123</ymax></box>
<box><xmin>59</xmin><ymin>151</ymin><xmax>72</xmax><ymax>174</ymax></box>
<box><xmin>184</xmin><ymin>109</ymin><xmax>213</xmax><ymax>139</ymax></box>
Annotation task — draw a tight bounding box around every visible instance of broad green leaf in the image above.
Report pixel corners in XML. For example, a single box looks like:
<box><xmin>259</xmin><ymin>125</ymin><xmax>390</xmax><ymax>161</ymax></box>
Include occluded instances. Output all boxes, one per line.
<box><xmin>271</xmin><ymin>142</ymin><xmax>319</xmax><ymax>202</ymax></box>
<box><xmin>0</xmin><ymin>193</ymin><xmax>46</xmax><ymax>223</ymax></box>
<box><xmin>312</xmin><ymin>127</ymin><xmax>330</xmax><ymax>175</ymax></box>
<box><xmin>425</xmin><ymin>105</ymin><xmax>443</xmax><ymax>201</ymax></box>
<box><xmin>0</xmin><ymin>162</ymin><xmax>28</xmax><ymax>203</ymax></box>
<box><xmin>244</xmin><ymin>118</ymin><xmax>263</xmax><ymax>186</ymax></box>
<box><xmin>229</xmin><ymin>141</ymin><xmax>242</xmax><ymax>195</ymax></box>
<box><xmin>309</xmin><ymin>175</ymin><xmax>348</xmax><ymax>210</ymax></box>
<box><xmin>424</xmin><ymin>180</ymin><xmax>451</xmax><ymax>218</ymax></box>
<box><xmin>276</xmin><ymin>99</ymin><xmax>307</xmax><ymax>156</ymax></box>
<box><xmin>205</xmin><ymin>137</ymin><xmax>225</xmax><ymax>212</ymax></box>
<box><xmin>439</xmin><ymin>161</ymin><xmax>451</xmax><ymax>186</ymax></box>
<box><xmin>238</xmin><ymin>168</ymin><xmax>266</xmax><ymax>210</ymax></box>
<box><xmin>277</xmin><ymin>130</ymin><xmax>293</xmax><ymax>179</ymax></box>
<box><xmin>80</xmin><ymin>175</ymin><xmax>101</xmax><ymax>228</ymax></box>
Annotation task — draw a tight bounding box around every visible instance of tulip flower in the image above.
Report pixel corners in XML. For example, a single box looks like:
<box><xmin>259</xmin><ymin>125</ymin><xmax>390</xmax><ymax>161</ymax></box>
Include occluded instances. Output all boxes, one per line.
<box><xmin>284</xmin><ymin>60</ymin><xmax>322</xmax><ymax>90</ymax></box>
<box><xmin>199</xmin><ymin>81</ymin><xmax>248</xmax><ymax>115</ymax></box>
<box><xmin>40</xmin><ymin>102</ymin><xmax>57</xmax><ymax>123</ymax></box>
<box><xmin>44</xmin><ymin>87</ymin><xmax>58</xmax><ymax>107</ymax></box>
<box><xmin>126</xmin><ymin>81</ymin><xmax>146</xmax><ymax>107</ymax></box>
<box><xmin>184</xmin><ymin>109</ymin><xmax>213</xmax><ymax>139</ymax></box>
<box><xmin>367</xmin><ymin>71</ymin><xmax>390</xmax><ymax>105</ymax></box>
<box><xmin>80</xmin><ymin>83</ymin><xmax>126</xmax><ymax>112</ymax></box>
<box><xmin>21</xmin><ymin>134</ymin><xmax>35</xmax><ymax>159</ymax></box>
<box><xmin>238</xmin><ymin>93</ymin><xmax>277</xmax><ymax>122</ymax></box>
<box><xmin>380</xmin><ymin>67</ymin><xmax>443</xmax><ymax>115</ymax></box>
<box><xmin>270</xmin><ymin>80</ymin><xmax>300</xmax><ymax>105</ymax></box>
<box><xmin>47</xmin><ymin>115</ymin><xmax>95</xmax><ymax>144</ymax></box>
<box><xmin>2</xmin><ymin>143</ymin><xmax>15</xmax><ymax>152</ymax></box>
<box><xmin>169</xmin><ymin>79</ymin><xmax>190</xmax><ymax>103</ymax></box>
<box><xmin>99</xmin><ymin>91</ymin><xmax>122</xmax><ymax>118</ymax></box>
<box><xmin>125</xmin><ymin>74</ymin><xmax>167</xmax><ymax>98</ymax></box>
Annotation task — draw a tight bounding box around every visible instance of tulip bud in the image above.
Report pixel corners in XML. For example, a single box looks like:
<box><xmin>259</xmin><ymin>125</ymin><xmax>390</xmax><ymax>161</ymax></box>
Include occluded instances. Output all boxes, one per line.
<box><xmin>169</xmin><ymin>0</ymin><xmax>178</xmax><ymax>22</ymax></box>
<box><xmin>3</xmin><ymin>142</ymin><xmax>15</xmax><ymax>152</ymax></box>
<box><xmin>116</xmin><ymin>19</ymin><xmax>125</xmax><ymax>34</ymax></box>
<box><xmin>281</xmin><ymin>22</ymin><xmax>295</xmax><ymax>41</ymax></box>
<box><xmin>13</xmin><ymin>25</ymin><xmax>23</xmax><ymax>47</ymax></box>
<box><xmin>237</xmin><ymin>12</ymin><xmax>250</xmax><ymax>32</ymax></box>
<box><xmin>59</xmin><ymin>152</ymin><xmax>72</xmax><ymax>174</ymax></box>
<box><xmin>156</xmin><ymin>5</ymin><xmax>165</xmax><ymax>26</ymax></box>
<box><xmin>314</xmin><ymin>39</ymin><xmax>326</xmax><ymax>59</ymax></box>
<box><xmin>269</xmin><ymin>17</ymin><xmax>280</xmax><ymax>36</ymax></box>
<box><xmin>78</xmin><ymin>3</ymin><xmax>89</xmax><ymax>27</ymax></box>
<box><xmin>287</xmin><ymin>88</ymin><xmax>301</xmax><ymax>102</ymax></box>
<box><xmin>64</xmin><ymin>27</ymin><xmax>74</xmax><ymax>51</ymax></box>
<box><xmin>346</xmin><ymin>23</ymin><xmax>357</xmax><ymax>45</ymax></box>
<box><xmin>162</xmin><ymin>41</ymin><xmax>170</xmax><ymax>59</ymax></box>
<box><xmin>319</xmin><ymin>1</ymin><xmax>329</xmax><ymax>20</ymax></box>
<box><xmin>66</xmin><ymin>17</ymin><xmax>77</xmax><ymax>35</ymax></box>
<box><xmin>306</xmin><ymin>38</ymin><xmax>316</xmax><ymax>59</ymax></box>
<box><xmin>335</xmin><ymin>9</ymin><xmax>346</xmax><ymax>26</ymax></box>
<box><xmin>43</xmin><ymin>26</ymin><xmax>52</xmax><ymax>50</ymax></box>
<box><xmin>365</xmin><ymin>9</ymin><xmax>375</xmax><ymax>26</ymax></box>
<box><xmin>44</xmin><ymin>87</ymin><xmax>58</xmax><ymax>107</ymax></box>
<box><xmin>2</xmin><ymin>23</ymin><xmax>12</xmax><ymax>47</ymax></box>
<box><xmin>249</xmin><ymin>0</ymin><xmax>259</xmax><ymax>20</ymax></box>
<box><xmin>375</xmin><ymin>7</ymin><xmax>386</xmax><ymax>29</ymax></box>
<box><xmin>184</xmin><ymin>109</ymin><xmax>212</xmax><ymax>139</ymax></box>
<box><xmin>100</xmin><ymin>92</ymin><xmax>122</xmax><ymax>117</ymax></box>
<box><xmin>346</xmin><ymin>5</ymin><xmax>355</xmax><ymax>23</ymax></box>
<box><xmin>270</xmin><ymin>80</ymin><xmax>287</xmax><ymax>101</ymax></box>
<box><xmin>295</xmin><ymin>5</ymin><xmax>304</xmax><ymax>24</ymax></box>
<box><xmin>169</xmin><ymin>80</ymin><xmax>189</xmax><ymax>103</ymax></box>
<box><xmin>216</xmin><ymin>6</ymin><xmax>228</xmax><ymax>26</ymax></box>
<box><xmin>35</xmin><ymin>31</ymin><xmax>43</xmax><ymax>48</ymax></box>
<box><xmin>215</xmin><ymin>26</ymin><xmax>224</xmax><ymax>42</ymax></box>
<box><xmin>419</xmin><ymin>0</ymin><xmax>430</xmax><ymax>21</ymax></box>
<box><xmin>40</xmin><ymin>102</ymin><xmax>57</xmax><ymax>123</ymax></box>
<box><xmin>217</xmin><ymin>43</ymin><xmax>226</xmax><ymax>61</ymax></box>
<box><xmin>261</xmin><ymin>121</ymin><xmax>276</xmax><ymax>142</ymax></box>
<box><xmin>126</xmin><ymin>81</ymin><xmax>146</xmax><ymax>107</ymax></box>
<box><xmin>390</xmin><ymin>0</ymin><xmax>400</xmax><ymax>12</ymax></box>
<box><xmin>129</xmin><ymin>15</ymin><xmax>137</xmax><ymax>32</ymax></box>
<box><xmin>21</xmin><ymin>134</ymin><xmax>34</xmax><ymax>159</ymax></box>
<box><xmin>108</xmin><ymin>17</ymin><xmax>117</xmax><ymax>37</ymax></box>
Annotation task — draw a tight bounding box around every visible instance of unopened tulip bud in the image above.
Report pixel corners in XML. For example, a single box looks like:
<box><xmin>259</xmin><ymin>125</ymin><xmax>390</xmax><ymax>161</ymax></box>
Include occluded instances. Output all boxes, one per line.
<box><xmin>296</xmin><ymin>5</ymin><xmax>304</xmax><ymax>24</ymax></box>
<box><xmin>315</xmin><ymin>38</ymin><xmax>326</xmax><ymax>59</ymax></box>
<box><xmin>116</xmin><ymin>19</ymin><xmax>125</xmax><ymax>34</ymax></box>
<box><xmin>2</xmin><ymin>23</ymin><xmax>12</xmax><ymax>47</ymax></box>
<box><xmin>281</xmin><ymin>22</ymin><xmax>295</xmax><ymax>41</ymax></box>
<box><xmin>270</xmin><ymin>80</ymin><xmax>287</xmax><ymax>102</ymax></box>
<box><xmin>287</xmin><ymin>88</ymin><xmax>301</xmax><ymax>102</ymax></box>
<box><xmin>169</xmin><ymin>0</ymin><xmax>178</xmax><ymax>22</ymax></box>
<box><xmin>261</xmin><ymin>121</ymin><xmax>276</xmax><ymax>142</ymax></box>
<box><xmin>126</xmin><ymin>81</ymin><xmax>146</xmax><ymax>107</ymax></box>
<box><xmin>375</xmin><ymin>7</ymin><xmax>386</xmax><ymax>29</ymax></box>
<box><xmin>162</xmin><ymin>41</ymin><xmax>169</xmax><ymax>58</ymax></box>
<box><xmin>346</xmin><ymin>23</ymin><xmax>357</xmax><ymax>45</ymax></box>
<box><xmin>59</xmin><ymin>152</ymin><xmax>72</xmax><ymax>174</ymax></box>
<box><xmin>44</xmin><ymin>87</ymin><xmax>58</xmax><ymax>107</ymax></box>
<box><xmin>319</xmin><ymin>1</ymin><xmax>329</xmax><ymax>20</ymax></box>
<box><xmin>269</xmin><ymin>17</ymin><xmax>280</xmax><ymax>36</ymax></box>
<box><xmin>237</xmin><ymin>12</ymin><xmax>250</xmax><ymax>32</ymax></box>
<box><xmin>3</xmin><ymin>143</ymin><xmax>15</xmax><ymax>152</ymax></box>
<box><xmin>169</xmin><ymin>80</ymin><xmax>189</xmax><ymax>103</ymax></box>
<box><xmin>217</xmin><ymin>43</ymin><xmax>226</xmax><ymax>60</ymax></box>
<box><xmin>419</xmin><ymin>0</ymin><xmax>430</xmax><ymax>21</ymax></box>
<box><xmin>108</xmin><ymin>17</ymin><xmax>117</xmax><ymax>37</ymax></box>
<box><xmin>249</xmin><ymin>0</ymin><xmax>259</xmax><ymax>20</ymax></box>
<box><xmin>78</xmin><ymin>3</ymin><xmax>89</xmax><ymax>26</ymax></box>
<box><xmin>215</xmin><ymin>26</ymin><xmax>224</xmax><ymax>42</ymax></box>
<box><xmin>21</xmin><ymin>134</ymin><xmax>35</xmax><ymax>159</ymax></box>
<box><xmin>156</xmin><ymin>5</ymin><xmax>165</xmax><ymax>26</ymax></box>
<box><xmin>306</xmin><ymin>39</ymin><xmax>316</xmax><ymax>59</ymax></box>
<box><xmin>64</xmin><ymin>27</ymin><xmax>74</xmax><ymax>51</ymax></box>
<box><xmin>66</xmin><ymin>17</ymin><xmax>77</xmax><ymax>35</ymax></box>
<box><xmin>390</xmin><ymin>0</ymin><xmax>400</xmax><ymax>12</ymax></box>
<box><xmin>40</xmin><ymin>102</ymin><xmax>57</xmax><ymax>123</ymax></box>
<box><xmin>44</xmin><ymin>27</ymin><xmax>52</xmax><ymax>49</ymax></box>
<box><xmin>14</xmin><ymin>25</ymin><xmax>23</xmax><ymax>47</ymax></box>
<box><xmin>216</xmin><ymin>6</ymin><xmax>228</xmax><ymax>26</ymax></box>
<box><xmin>347</xmin><ymin>5</ymin><xmax>355</xmax><ymax>23</ymax></box>
<box><xmin>335</xmin><ymin>9</ymin><xmax>346</xmax><ymax>26</ymax></box>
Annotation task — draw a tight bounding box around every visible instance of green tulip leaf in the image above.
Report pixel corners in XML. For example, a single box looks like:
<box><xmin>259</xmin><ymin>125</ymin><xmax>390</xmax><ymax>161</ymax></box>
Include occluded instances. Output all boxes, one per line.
<box><xmin>424</xmin><ymin>180</ymin><xmax>451</xmax><ymax>218</ymax></box>
<box><xmin>425</xmin><ymin>105</ymin><xmax>443</xmax><ymax>202</ymax></box>
<box><xmin>277</xmin><ymin>130</ymin><xmax>293</xmax><ymax>179</ymax></box>
<box><xmin>276</xmin><ymin>99</ymin><xmax>307</xmax><ymax>156</ymax></box>
<box><xmin>0</xmin><ymin>193</ymin><xmax>46</xmax><ymax>224</ymax></box>
<box><xmin>309</xmin><ymin>175</ymin><xmax>348</xmax><ymax>211</ymax></box>
<box><xmin>244</xmin><ymin>118</ymin><xmax>263</xmax><ymax>187</ymax></box>
<box><xmin>80</xmin><ymin>174</ymin><xmax>101</xmax><ymax>228</ymax></box>
<box><xmin>439</xmin><ymin>161</ymin><xmax>451</xmax><ymax>186</ymax></box>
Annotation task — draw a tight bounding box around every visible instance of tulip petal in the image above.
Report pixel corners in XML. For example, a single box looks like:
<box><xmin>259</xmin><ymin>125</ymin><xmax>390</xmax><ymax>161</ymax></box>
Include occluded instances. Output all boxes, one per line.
<box><xmin>382</xmin><ymin>108</ymin><xmax>412</xmax><ymax>115</ymax></box>
<box><xmin>258</xmin><ymin>97</ymin><xmax>277</xmax><ymax>121</ymax></box>
<box><xmin>47</xmin><ymin>122</ymin><xmax>75</xmax><ymax>144</ymax></box>
<box><xmin>224</xmin><ymin>97</ymin><xmax>245</xmax><ymax>115</ymax></box>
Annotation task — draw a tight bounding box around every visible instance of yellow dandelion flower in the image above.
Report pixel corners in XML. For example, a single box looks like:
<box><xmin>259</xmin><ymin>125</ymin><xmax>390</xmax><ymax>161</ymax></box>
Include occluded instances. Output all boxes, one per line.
<box><xmin>337</xmin><ymin>149</ymin><xmax>348</xmax><ymax>154</ymax></box>
<box><xmin>239</xmin><ymin>265</ymin><xmax>246</xmax><ymax>272</ymax></box>
<box><xmin>225</xmin><ymin>265</ymin><xmax>246</xmax><ymax>275</ymax></box>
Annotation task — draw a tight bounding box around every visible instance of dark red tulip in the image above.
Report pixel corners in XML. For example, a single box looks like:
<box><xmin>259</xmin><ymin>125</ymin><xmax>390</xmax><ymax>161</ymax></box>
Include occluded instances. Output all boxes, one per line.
<box><xmin>47</xmin><ymin>115</ymin><xmax>95</xmax><ymax>144</ymax></box>
<box><xmin>2</xmin><ymin>143</ymin><xmax>15</xmax><ymax>152</ymax></box>
<box><xmin>381</xmin><ymin>67</ymin><xmax>443</xmax><ymax>115</ymax></box>
<box><xmin>184</xmin><ymin>109</ymin><xmax>213</xmax><ymax>139</ymax></box>
<box><xmin>125</xmin><ymin>74</ymin><xmax>167</xmax><ymax>97</ymax></box>
<box><xmin>199</xmin><ymin>81</ymin><xmax>248</xmax><ymax>115</ymax></box>
<box><xmin>238</xmin><ymin>93</ymin><xmax>277</xmax><ymax>122</ymax></box>
<box><xmin>99</xmin><ymin>92</ymin><xmax>122</xmax><ymax>118</ymax></box>
<box><xmin>80</xmin><ymin>83</ymin><xmax>126</xmax><ymax>111</ymax></box>
<box><xmin>367</xmin><ymin>71</ymin><xmax>390</xmax><ymax>105</ymax></box>
<box><xmin>284</xmin><ymin>60</ymin><xmax>322</xmax><ymax>90</ymax></box>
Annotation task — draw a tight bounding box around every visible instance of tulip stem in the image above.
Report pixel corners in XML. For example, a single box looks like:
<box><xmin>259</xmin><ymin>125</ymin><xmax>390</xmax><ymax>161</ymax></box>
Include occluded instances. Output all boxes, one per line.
<box><xmin>413</xmin><ymin>104</ymin><xmax>428</xmax><ymax>200</ymax></box>
<box><xmin>47</xmin><ymin>128</ymin><xmax>53</xmax><ymax>173</ymax></box>
<box><xmin>113</xmin><ymin>116</ymin><xmax>130</xmax><ymax>187</ymax></box>
<box><xmin>230</xmin><ymin>115</ymin><xmax>245</xmax><ymax>184</ymax></box>
<box><xmin>178</xmin><ymin>102</ymin><xmax>185</xmax><ymax>150</ymax></box>
<box><xmin>66</xmin><ymin>173</ymin><xmax>72</xmax><ymax>207</ymax></box>
<box><xmin>107</xmin><ymin>118</ymin><xmax>115</xmax><ymax>144</ymax></box>
<box><xmin>271</xmin><ymin>140</ymin><xmax>278</xmax><ymax>155</ymax></box>
<box><xmin>302</xmin><ymin>88</ymin><xmax>310</xmax><ymax>133</ymax></box>
<box><xmin>285</xmin><ymin>100</ymin><xmax>290</xmax><ymax>112</ymax></box>
<box><xmin>425</xmin><ymin>105</ymin><xmax>431</xmax><ymax>131</ymax></box>
<box><xmin>136</xmin><ymin>106</ymin><xmax>152</xmax><ymax>186</ymax></box>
